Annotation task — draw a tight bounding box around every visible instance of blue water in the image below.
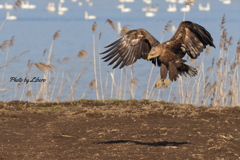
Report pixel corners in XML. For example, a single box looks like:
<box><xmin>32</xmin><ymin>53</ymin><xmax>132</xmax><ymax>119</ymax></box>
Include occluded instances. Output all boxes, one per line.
<box><xmin>0</xmin><ymin>0</ymin><xmax>239</xmax><ymax>104</ymax></box>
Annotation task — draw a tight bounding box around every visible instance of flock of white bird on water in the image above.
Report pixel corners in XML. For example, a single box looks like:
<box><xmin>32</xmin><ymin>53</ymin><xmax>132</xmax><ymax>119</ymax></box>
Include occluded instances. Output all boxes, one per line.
<box><xmin>0</xmin><ymin>0</ymin><xmax>232</xmax><ymax>21</ymax></box>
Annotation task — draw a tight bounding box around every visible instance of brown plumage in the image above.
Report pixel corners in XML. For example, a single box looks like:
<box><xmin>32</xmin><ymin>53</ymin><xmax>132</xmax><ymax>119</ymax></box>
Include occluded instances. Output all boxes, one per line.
<box><xmin>101</xmin><ymin>21</ymin><xmax>215</xmax><ymax>87</ymax></box>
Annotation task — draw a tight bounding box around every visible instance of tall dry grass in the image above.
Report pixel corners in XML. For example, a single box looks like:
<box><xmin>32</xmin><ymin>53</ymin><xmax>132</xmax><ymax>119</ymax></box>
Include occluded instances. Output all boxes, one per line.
<box><xmin>0</xmin><ymin>0</ymin><xmax>29</xmax><ymax>98</ymax></box>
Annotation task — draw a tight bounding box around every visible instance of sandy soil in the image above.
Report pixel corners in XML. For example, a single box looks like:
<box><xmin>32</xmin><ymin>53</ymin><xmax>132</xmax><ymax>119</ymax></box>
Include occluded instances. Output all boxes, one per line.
<box><xmin>0</xmin><ymin>100</ymin><xmax>240</xmax><ymax>160</ymax></box>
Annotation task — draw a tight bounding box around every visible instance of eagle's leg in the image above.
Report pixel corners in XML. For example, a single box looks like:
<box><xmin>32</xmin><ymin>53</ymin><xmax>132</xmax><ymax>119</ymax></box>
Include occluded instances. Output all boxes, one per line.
<box><xmin>154</xmin><ymin>79</ymin><xmax>164</xmax><ymax>88</ymax></box>
<box><xmin>162</xmin><ymin>79</ymin><xmax>170</xmax><ymax>88</ymax></box>
<box><xmin>161</xmin><ymin>62</ymin><xmax>177</xmax><ymax>88</ymax></box>
<box><xmin>154</xmin><ymin>63</ymin><xmax>168</xmax><ymax>88</ymax></box>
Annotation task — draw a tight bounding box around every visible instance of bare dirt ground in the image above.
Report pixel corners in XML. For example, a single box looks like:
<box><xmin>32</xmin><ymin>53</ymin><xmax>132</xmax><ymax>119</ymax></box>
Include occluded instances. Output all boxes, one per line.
<box><xmin>0</xmin><ymin>100</ymin><xmax>240</xmax><ymax>160</ymax></box>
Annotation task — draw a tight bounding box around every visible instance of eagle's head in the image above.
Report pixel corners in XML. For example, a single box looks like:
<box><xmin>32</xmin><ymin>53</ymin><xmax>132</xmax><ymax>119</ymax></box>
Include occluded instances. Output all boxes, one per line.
<box><xmin>147</xmin><ymin>46</ymin><xmax>160</xmax><ymax>60</ymax></box>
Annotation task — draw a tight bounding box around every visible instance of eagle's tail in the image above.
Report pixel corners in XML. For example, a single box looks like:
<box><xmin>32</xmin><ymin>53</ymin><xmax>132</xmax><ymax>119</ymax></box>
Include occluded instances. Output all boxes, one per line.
<box><xmin>178</xmin><ymin>64</ymin><xmax>198</xmax><ymax>77</ymax></box>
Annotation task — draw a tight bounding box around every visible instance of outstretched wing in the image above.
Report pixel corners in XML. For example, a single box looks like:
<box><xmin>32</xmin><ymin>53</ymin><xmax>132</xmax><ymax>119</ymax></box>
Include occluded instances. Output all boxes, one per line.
<box><xmin>163</xmin><ymin>21</ymin><xmax>215</xmax><ymax>59</ymax></box>
<box><xmin>101</xmin><ymin>29</ymin><xmax>160</xmax><ymax>69</ymax></box>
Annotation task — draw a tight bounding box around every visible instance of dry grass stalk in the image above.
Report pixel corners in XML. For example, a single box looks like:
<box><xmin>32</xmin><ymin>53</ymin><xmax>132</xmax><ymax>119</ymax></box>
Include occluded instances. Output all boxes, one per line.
<box><xmin>92</xmin><ymin>22</ymin><xmax>97</xmax><ymax>33</ymax></box>
<box><xmin>207</xmin><ymin>66</ymin><xmax>213</xmax><ymax>72</ymax></box>
<box><xmin>211</xmin><ymin>57</ymin><xmax>215</xmax><ymax>66</ymax></box>
<box><xmin>35</xmin><ymin>63</ymin><xmax>45</xmax><ymax>73</ymax></box>
<box><xmin>77</xmin><ymin>50</ymin><xmax>89</xmax><ymax>59</ymax></box>
<box><xmin>0</xmin><ymin>36</ymin><xmax>15</xmax><ymax>51</ymax></box>
<box><xmin>54</xmin><ymin>97</ymin><xmax>61</xmax><ymax>102</ymax></box>
<box><xmin>27</xmin><ymin>60</ymin><xmax>33</xmax><ymax>69</ymax></box>
<box><xmin>205</xmin><ymin>47</ymin><xmax>211</xmax><ymax>55</ymax></box>
<box><xmin>204</xmin><ymin>82</ymin><xmax>211</xmax><ymax>93</ymax></box>
<box><xmin>0</xmin><ymin>40</ymin><xmax>9</xmax><ymax>51</ymax></box>
<box><xmin>120</xmin><ymin>25</ymin><xmax>130</xmax><ymax>36</ymax></box>
<box><xmin>190</xmin><ymin>59</ymin><xmax>196</xmax><ymax>64</ymax></box>
<box><xmin>186</xmin><ymin>0</ymin><xmax>194</xmax><ymax>6</ymax></box>
<box><xmin>228</xmin><ymin>36</ymin><xmax>233</xmax><ymax>45</ymax></box>
<box><xmin>36</xmin><ymin>99</ymin><xmax>44</xmax><ymax>102</ymax></box>
<box><xmin>98</xmin><ymin>31</ymin><xmax>102</xmax><ymax>40</ymax></box>
<box><xmin>9</xmin><ymin>36</ymin><xmax>15</xmax><ymax>47</ymax></box>
<box><xmin>220</xmin><ymin>14</ymin><xmax>226</xmax><ymax>29</ymax></box>
<box><xmin>0</xmin><ymin>51</ymin><xmax>29</xmax><ymax>70</ymax></box>
<box><xmin>62</xmin><ymin>57</ymin><xmax>70</xmax><ymax>63</ymax></box>
<box><xmin>130</xmin><ymin>77</ymin><xmax>138</xmax><ymax>87</ymax></box>
<box><xmin>26</xmin><ymin>91</ymin><xmax>33</xmax><ymax>98</ymax></box>
<box><xmin>53</xmin><ymin>30</ymin><xmax>61</xmax><ymax>40</ymax></box>
<box><xmin>160</xmin><ymin>21</ymin><xmax>172</xmax><ymax>42</ymax></box>
<box><xmin>89</xmin><ymin>79</ymin><xmax>96</xmax><ymax>89</ymax></box>
<box><xmin>237</xmin><ymin>39</ymin><xmax>240</xmax><ymax>54</ymax></box>
<box><xmin>17</xmin><ymin>82</ymin><xmax>22</xmax><ymax>87</ymax></box>
<box><xmin>163</xmin><ymin>20</ymin><xmax>172</xmax><ymax>32</ymax></box>
<box><xmin>43</xmin><ymin>49</ymin><xmax>48</xmax><ymax>56</ymax></box>
<box><xmin>130</xmin><ymin>77</ymin><xmax>139</xmax><ymax>99</ymax></box>
<box><xmin>91</xmin><ymin>26</ymin><xmax>99</xmax><ymax>100</ymax></box>
<box><xmin>106</xmin><ymin>19</ymin><xmax>116</xmax><ymax>32</ymax></box>
<box><xmin>14</xmin><ymin>0</ymin><xmax>23</xmax><ymax>10</ymax></box>
<box><xmin>35</xmin><ymin>63</ymin><xmax>55</xmax><ymax>73</ymax></box>
<box><xmin>217</xmin><ymin>58</ymin><xmax>223</xmax><ymax>67</ymax></box>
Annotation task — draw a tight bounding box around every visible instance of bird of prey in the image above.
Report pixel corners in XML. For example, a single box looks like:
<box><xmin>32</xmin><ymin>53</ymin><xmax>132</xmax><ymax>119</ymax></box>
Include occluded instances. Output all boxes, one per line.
<box><xmin>101</xmin><ymin>21</ymin><xmax>215</xmax><ymax>87</ymax></box>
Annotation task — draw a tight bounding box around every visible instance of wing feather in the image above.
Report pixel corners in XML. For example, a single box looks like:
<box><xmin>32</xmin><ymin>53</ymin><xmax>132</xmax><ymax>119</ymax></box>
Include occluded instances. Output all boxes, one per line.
<box><xmin>101</xmin><ymin>29</ymin><xmax>159</xmax><ymax>69</ymax></box>
<box><xmin>163</xmin><ymin>21</ymin><xmax>215</xmax><ymax>59</ymax></box>
<box><xmin>113</xmin><ymin>56</ymin><xmax>125</xmax><ymax>69</ymax></box>
<box><xmin>102</xmin><ymin>47</ymin><xmax>120</xmax><ymax>60</ymax></box>
<box><xmin>104</xmin><ymin>38</ymin><xmax>121</xmax><ymax>48</ymax></box>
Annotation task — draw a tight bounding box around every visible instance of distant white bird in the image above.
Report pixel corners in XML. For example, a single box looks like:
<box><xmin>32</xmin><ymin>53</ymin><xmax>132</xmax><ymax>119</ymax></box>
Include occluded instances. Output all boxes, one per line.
<box><xmin>165</xmin><ymin>0</ymin><xmax>177</xmax><ymax>3</ymax></box>
<box><xmin>121</xmin><ymin>7</ymin><xmax>131</xmax><ymax>12</ymax></box>
<box><xmin>117</xmin><ymin>4</ymin><xmax>131</xmax><ymax>12</ymax></box>
<box><xmin>143</xmin><ymin>0</ymin><xmax>152</xmax><ymax>4</ymax></box>
<box><xmin>141</xmin><ymin>5</ymin><xmax>150</xmax><ymax>12</ymax></box>
<box><xmin>221</xmin><ymin>0</ymin><xmax>231</xmax><ymax>4</ymax></box>
<box><xmin>4</xmin><ymin>3</ymin><xmax>13</xmax><ymax>10</ymax></box>
<box><xmin>181</xmin><ymin>5</ymin><xmax>190</xmax><ymax>12</ymax></box>
<box><xmin>142</xmin><ymin>4</ymin><xmax>159</xmax><ymax>12</ymax></box>
<box><xmin>21</xmin><ymin>1</ymin><xmax>36</xmax><ymax>9</ymax></box>
<box><xmin>84</xmin><ymin>11</ymin><xmax>96</xmax><ymax>20</ymax></box>
<box><xmin>88</xmin><ymin>2</ymin><xmax>94</xmax><ymax>6</ymax></box>
<box><xmin>46</xmin><ymin>3</ymin><xmax>56</xmax><ymax>12</ymax></box>
<box><xmin>0</xmin><ymin>4</ymin><xmax>4</xmax><ymax>9</ymax></box>
<box><xmin>198</xmin><ymin>3</ymin><xmax>210</xmax><ymax>11</ymax></box>
<box><xmin>58</xmin><ymin>10</ymin><xmax>65</xmax><ymax>15</ymax></box>
<box><xmin>60</xmin><ymin>0</ymin><xmax>65</xmax><ymax>3</ymax></box>
<box><xmin>78</xmin><ymin>2</ymin><xmax>83</xmax><ymax>6</ymax></box>
<box><xmin>6</xmin><ymin>12</ymin><xmax>17</xmax><ymax>20</ymax></box>
<box><xmin>58</xmin><ymin>3</ymin><xmax>68</xmax><ymax>12</ymax></box>
<box><xmin>145</xmin><ymin>12</ymin><xmax>155</xmax><ymax>17</ymax></box>
<box><xmin>119</xmin><ymin>0</ymin><xmax>134</xmax><ymax>2</ymax></box>
<box><xmin>117</xmin><ymin>4</ymin><xmax>124</xmax><ymax>9</ymax></box>
<box><xmin>167</xmin><ymin>4</ymin><xmax>177</xmax><ymax>12</ymax></box>
<box><xmin>149</xmin><ymin>4</ymin><xmax>159</xmax><ymax>12</ymax></box>
<box><xmin>72</xmin><ymin>0</ymin><xmax>77</xmax><ymax>2</ymax></box>
<box><xmin>178</xmin><ymin>0</ymin><xmax>186</xmax><ymax>4</ymax></box>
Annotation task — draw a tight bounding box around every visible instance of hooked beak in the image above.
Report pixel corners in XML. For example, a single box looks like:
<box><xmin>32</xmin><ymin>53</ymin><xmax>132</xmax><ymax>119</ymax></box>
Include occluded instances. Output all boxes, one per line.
<box><xmin>147</xmin><ymin>55</ymin><xmax>154</xmax><ymax>60</ymax></box>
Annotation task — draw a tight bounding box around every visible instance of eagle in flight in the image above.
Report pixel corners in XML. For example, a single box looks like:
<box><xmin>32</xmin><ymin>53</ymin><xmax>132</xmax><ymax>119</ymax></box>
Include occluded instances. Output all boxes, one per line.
<box><xmin>101</xmin><ymin>21</ymin><xmax>215</xmax><ymax>87</ymax></box>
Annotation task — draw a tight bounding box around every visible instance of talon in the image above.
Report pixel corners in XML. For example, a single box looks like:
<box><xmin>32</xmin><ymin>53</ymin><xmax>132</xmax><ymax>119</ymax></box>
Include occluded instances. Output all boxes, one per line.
<box><xmin>162</xmin><ymin>79</ymin><xmax>170</xmax><ymax>88</ymax></box>
<box><xmin>154</xmin><ymin>79</ymin><xmax>163</xmax><ymax>88</ymax></box>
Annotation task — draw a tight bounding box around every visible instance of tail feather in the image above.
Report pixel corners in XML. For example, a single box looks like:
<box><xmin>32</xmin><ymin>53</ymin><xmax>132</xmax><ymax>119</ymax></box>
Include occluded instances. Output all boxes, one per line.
<box><xmin>178</xmin><ymin>64</ymin><xmax>198</xmax><ymax>77</ymax></box>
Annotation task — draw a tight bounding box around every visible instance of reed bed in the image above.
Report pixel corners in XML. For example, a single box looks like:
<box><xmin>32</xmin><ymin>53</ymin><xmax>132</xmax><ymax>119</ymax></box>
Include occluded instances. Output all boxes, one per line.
<box><xmin>0</xmin><ymin>1</ymin><xmax>239</xmax><ymax>106</ymax></box>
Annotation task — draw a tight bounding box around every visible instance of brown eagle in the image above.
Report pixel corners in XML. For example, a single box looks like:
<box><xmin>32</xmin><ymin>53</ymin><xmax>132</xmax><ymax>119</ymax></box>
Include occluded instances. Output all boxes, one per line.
<box><xmin>101</xmin><ymin>21</ymin><xmax>215</xmax><ymax>87</ymax></box>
